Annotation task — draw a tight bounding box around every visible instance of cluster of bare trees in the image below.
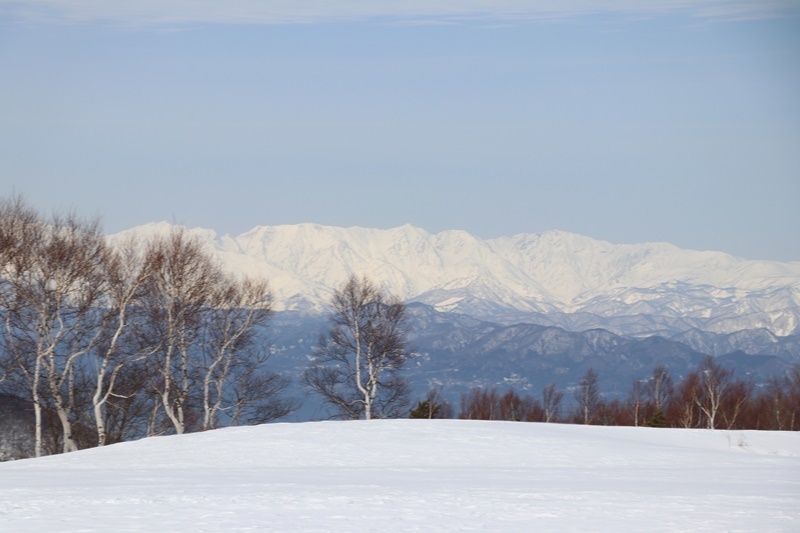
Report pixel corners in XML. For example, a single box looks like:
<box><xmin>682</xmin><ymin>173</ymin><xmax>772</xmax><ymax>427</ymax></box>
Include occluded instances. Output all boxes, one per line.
<box><xmin>0</xmin><ymin>197</ymin><xmax>295</xmax><ymax>457</ymax></box>
<box><xmin>456</xmin><ymin>358</ymin><xmax>800</xmax><ymax>430</ymax></box>
<box><xmin>456</xmin><ymin>385</ymin><xmax>562</xmax><ymax>423</ymax></box>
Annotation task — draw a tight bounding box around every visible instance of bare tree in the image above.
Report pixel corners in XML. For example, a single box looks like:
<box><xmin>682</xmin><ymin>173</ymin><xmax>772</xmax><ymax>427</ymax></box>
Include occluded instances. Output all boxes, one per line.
<box><xmin>139</xmin><ymin>228</ymin><xmax>222</xmax><ymax>434</ymax></box>
<box><xmin>499</xmin><ymin>389</ymin><xmax>541</xmax><ymax>422</ymax></box>
<box><xmin>0</xmin><ymin>197</ymin><xmax>46</xmax><ymax>455</ymax></box>
<box><xmin>199</xmin><ymin>276</ymin><xmax>275</xmax><ymax>430</ymax></box>
<box><xmin>758</xmin><ymin>376</ymin><xmax>789</xmax><ymax>430</ymax></box>
<box><xmin>457</xmin><ymin>387</ymin><xmax>544</xmax><ymax>422</ymax></box>
<box><xmin>748</xmin><ymin>365</ymin><xmax>800</xmax><ymax>431</ymax></box>
<box><xmin>303</xmin><ymin>275</ymin><xmax>411</xmax><ymax>420</ymax></box>
<box><xmin>575</xmin><ymin>368</ymin><xmax>601</xmax><ymax>425</ymax></box>
<box><xmin>89</xmin><ymin>237</ymin><xmax>157</xmax><ymax>446</ymax></box>
<box><xmin>719</xmin><ymin>379</ymin><xmax>753</xmax><ymax>430</ymax></box>
<box><xmin>99</xmin><ymin>361</ymin><xmax>152</xmax><ymax>444</ymax></box>
<box><xmin>597</xmin><ymin>398</ymin><xmax>630</xmax><ymax>426</ymax></box>
<box><xmin>786</xmin><ymin>365</ymin><xmax>800</xmax><ymax>431</ymax></box>
<box><xmin>628</xmin><ymin>378</ymin><xmax>646</xmax><ymax>427</ymax></box>
<box><xmin>459</xmin><ymin>388</ymin><xmax>501</xmax><ymax>420</ymax></box>
<box><xmin>229</xmin><ymin>366</ymin><xmax>297</xmax><ymax>426</ymax></box>
<box><xmin>646</xmin><ymin>365</ymin><xmax>673</xmax><ymax>416</ymax></box>
<box><xmin>671</xmin><ymin>371</ymin><xmax>701</xmax><ymax>428</ymax></box>
<box><xmin>1</xmin><ymin>202</ymin><xmax>108</xmax><ymax>454</ymax></box>
<box><xmin>37</xmin><ymin>214</ymin><xmax>108</xmax><ymax>454</ymax></box>
<box><xmin>693</xmin><ymin>356</ymin><xmax>734</xmax><ymax>429</ymax></box>
<box><xmin>542</xmin><ymin>383</ymin><xmax>563</xmax><ymax>423</ymax></box>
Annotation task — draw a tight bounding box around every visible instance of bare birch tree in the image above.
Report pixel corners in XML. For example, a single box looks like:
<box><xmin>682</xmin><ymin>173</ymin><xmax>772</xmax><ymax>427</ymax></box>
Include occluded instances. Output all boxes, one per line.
<box><xmin>693</xmin><ymin>356</ymin><xmax>734</xmax><ymax>429</ymax></box>
<box><xmin>304</xmin><ymin>275</ymin><xmax>411</xmax><ymax>420</ymax></box>
<box><xmin>575</xmin><ymin>368</ymin><xmax>601</xmax><ymax>425</ymax></box>
<box><xmin>89</xmin><ymin>238</ymin><xmax>156</xmax><ymax>446</ymax></box>
<box><xmin>0</xmin><ymin>197</ymin><xmax>46</xmax><ymax>455</ymax></box>
<box><xmin>646</xmin><ymin>365</ymin><xmax>673</xmax><ymax>415</ymax></box>
<box><xmin>199</xmin><ymin>276</ymin><xmax>273</xmax><ymax>430</ymax></box>
<box><xmin>35</xmin><ymin>214</ymin><xmax>107</xmax><ymax>454</ymax></box>
<box><xmin>673</xmin><ymin>371</ymin><xmax>701</xmax><ymax>428</ymax></box>
<box><xmin>719</xmin><ymin>379</ymin><xmax>753</xmax><ymax>430</ymax></box>
<box><xmin>229</xmin><ymin>366</ymin><xmax>297</xmax><ymax>426</ymax></box>
<box><xmin>0</xmin><ymin>203</ymin><xmax>107</xmax><ymax>454</ymax></box>
<box><xmin>628</xmin><ymin>378</ymin><xmax>646</xmax><ymax>427</ymax></box>
<box><xmin>542</xmin><ymin>383</ymin><xmax>563</xmax><ymax>423</ymax></box>
<box><xmin>139</xmin><ymin>228</ymin><xmax>221</xmax><ymax>434</ymax></box>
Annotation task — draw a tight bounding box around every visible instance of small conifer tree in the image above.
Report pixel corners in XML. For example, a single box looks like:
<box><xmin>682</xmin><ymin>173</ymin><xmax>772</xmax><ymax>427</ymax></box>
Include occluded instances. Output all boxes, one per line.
<box><xmin>409</xmin><ymin>400</ymin><xmax>441</xmax><ymax>419</ymax></box>
<box><xmin>645</xmin><ymin>409</ymin><xmax>668</xmax><ymax>428</ymax></box>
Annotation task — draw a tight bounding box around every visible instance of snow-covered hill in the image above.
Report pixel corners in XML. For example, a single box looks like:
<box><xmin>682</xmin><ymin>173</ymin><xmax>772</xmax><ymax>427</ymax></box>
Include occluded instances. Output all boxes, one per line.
<box><xmin>0</xmin><ymin>420</ymin><xmax>797</xmax><ymax>531</ymax></box>
<box><xmin>110</xmin><ymin>222</ymin><xmax>800</xmax><ymax>336</ymax></box>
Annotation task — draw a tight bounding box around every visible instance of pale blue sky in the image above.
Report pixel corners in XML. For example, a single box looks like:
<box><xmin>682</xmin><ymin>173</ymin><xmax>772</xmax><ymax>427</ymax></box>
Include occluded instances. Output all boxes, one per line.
<box><xmin>1</xmin><ymin>1</ymin><xmax>799</xmax><ymax>260</ymax></box>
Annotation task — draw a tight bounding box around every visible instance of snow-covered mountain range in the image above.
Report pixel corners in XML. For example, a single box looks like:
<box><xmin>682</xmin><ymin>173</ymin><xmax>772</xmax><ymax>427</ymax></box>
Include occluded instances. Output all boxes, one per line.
<box><xmin>111</xmin><ymin>222</ymin><xmax>800</xmax><ymax>336</ymax></box>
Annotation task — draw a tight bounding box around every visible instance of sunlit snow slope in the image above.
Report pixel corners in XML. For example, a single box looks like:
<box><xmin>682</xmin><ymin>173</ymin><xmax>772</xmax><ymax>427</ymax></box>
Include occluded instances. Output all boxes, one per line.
<box><xmin>1</xmin><ymin>420</ymin><xmax>798</xmax><ymax>531</ymax></box>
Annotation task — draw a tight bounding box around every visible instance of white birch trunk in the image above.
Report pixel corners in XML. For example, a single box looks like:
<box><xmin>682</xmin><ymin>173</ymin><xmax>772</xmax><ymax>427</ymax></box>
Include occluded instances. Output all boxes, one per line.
<box><xmin>32</xmin><ymin>372</ymin><xmax>43</xmax><ymax>458</ymax></box>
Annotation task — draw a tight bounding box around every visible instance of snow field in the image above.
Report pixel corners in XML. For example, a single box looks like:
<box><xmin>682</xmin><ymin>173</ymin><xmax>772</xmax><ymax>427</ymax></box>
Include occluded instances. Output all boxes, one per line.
<box><xmin>0</xmin><ymin>420</ymin><xmax>798</xmax><ymax>532</ymax></box>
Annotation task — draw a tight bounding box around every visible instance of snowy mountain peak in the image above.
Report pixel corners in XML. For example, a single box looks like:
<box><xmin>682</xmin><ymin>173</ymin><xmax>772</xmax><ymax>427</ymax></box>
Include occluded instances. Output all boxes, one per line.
<box><xmin>109</xmin><ymin>222</ymin><xmax>800</xmax><ymax>336</ymax></box>
<box><xmin>109</xmin><ymin>221</ymin><xmax>220</xmax><ymax>247</ymax></box>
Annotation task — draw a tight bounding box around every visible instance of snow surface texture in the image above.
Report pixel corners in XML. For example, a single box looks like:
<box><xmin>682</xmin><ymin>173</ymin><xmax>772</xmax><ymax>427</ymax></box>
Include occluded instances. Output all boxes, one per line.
<box><xmin>110</xmin><ymin>223</ymin><xmax>800</xmax><ymax>335</ymax></box>
<box><xmin>1</xmin><ymin>420</ymin><xmax>798</xmax><ymax>532</ymax></box>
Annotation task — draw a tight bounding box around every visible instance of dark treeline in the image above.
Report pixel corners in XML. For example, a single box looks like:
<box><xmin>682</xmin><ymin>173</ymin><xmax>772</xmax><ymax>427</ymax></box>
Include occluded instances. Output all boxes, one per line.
<box><xmin>448</xmin><ymin>359</ymin><xmax>800</xmax><ymax>430</ymax></box>
<box><xmin>0</xmin><ymin>196</ymin><xmax>296</xmax><ymax>458</ymax></box>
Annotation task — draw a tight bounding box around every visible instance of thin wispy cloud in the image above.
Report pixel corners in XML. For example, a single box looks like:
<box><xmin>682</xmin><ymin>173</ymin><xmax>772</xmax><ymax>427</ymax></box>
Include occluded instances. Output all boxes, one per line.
<box><xmin>0</xmin><ymin>0</ymin><xmax>796</xmax><ymax>26</ymax></box>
